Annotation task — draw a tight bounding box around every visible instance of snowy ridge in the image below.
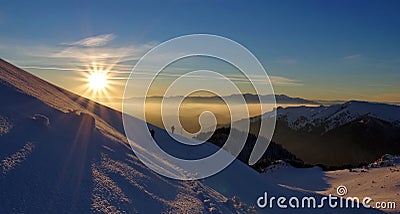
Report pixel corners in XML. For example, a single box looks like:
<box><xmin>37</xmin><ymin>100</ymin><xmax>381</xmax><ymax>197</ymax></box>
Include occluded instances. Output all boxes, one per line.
<box><xmin>262</xmin><ymin>160</ymin><xmax>290</xmax><ymax>173</ymax></box>
<box><xmin>368</xmin><ymin>154</ymin><xmax>400</xmax><ymax>168</ymax></box>
<box><xmin>270</xmin><ymin>101</ymin><xmax>400</xmax><ymax>132</ymax></box>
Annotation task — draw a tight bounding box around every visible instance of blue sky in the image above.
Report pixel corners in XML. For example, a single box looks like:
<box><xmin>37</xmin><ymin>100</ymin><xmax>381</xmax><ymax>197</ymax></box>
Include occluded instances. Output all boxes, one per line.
<box><xmin>1</xmin><ymin>0</ymin><xmax>399</xmax><ymax>104</ymax></box>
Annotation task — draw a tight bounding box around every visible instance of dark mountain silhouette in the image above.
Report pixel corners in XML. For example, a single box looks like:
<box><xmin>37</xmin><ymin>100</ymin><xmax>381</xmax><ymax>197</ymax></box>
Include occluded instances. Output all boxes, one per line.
<box><xmin>196</xmin><ymin>128</ymin><xmax>306</xmax><ymax>172</ymax></box>
<box><xmin>249</xmin><ymin>101</ymin><xmax>400</xmax><ymax>166</ymax></box>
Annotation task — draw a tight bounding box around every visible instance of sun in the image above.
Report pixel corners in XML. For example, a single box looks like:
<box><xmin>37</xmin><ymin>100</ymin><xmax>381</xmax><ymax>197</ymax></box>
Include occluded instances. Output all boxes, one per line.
<box><xmin>79</xmin><ymin>62</ymin><xmax>117</xmax><ymax>101</ymax></box>
<box><xmin>88</xmin><ymin>72</ymin><xmax>108</xmax><ymax>91</ymax></box>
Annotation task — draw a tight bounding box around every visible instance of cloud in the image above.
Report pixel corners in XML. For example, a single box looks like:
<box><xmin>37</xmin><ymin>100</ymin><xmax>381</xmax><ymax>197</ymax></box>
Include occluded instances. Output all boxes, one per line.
<box><xmin>269</xmin><ymin>76</ymin><xmax>303</xmax><ymax>86</ymax></box>
<box><xmin>7</xmin><ymin>37</ymin><xmax>302</xmax><ymax>90</ymax></box>
<box><xmin>343</xmin><ymin>54</ymin><xmax>362</xmax><ymax>60</ymax></box>
<box><xmin>20</xmin><ymin>65</ymin><xmax>134</xmax><ymax>74</ymax></box>
<box><xmin>107</xmin><ymin>72</ymin><xmax>303</xmax><ymax>87</ymax></box>
<box><xmin>18</xmin><ymin>42</ymin><xmax>155</xmax><ymax>64</ymax></box>
<box><xmin>62</xmin><ymin>34</ymin><xmax>116</xmax><ymax>47</ymax></box>
<box><xmin>367</xmin><ymin>83</ymin><xmax>393</xmax><ymax>87</ymax></box>
<box><xmin>5</xmin><ymin>39</ymin><xmax>157</xmax><ymax>83</ymax></box>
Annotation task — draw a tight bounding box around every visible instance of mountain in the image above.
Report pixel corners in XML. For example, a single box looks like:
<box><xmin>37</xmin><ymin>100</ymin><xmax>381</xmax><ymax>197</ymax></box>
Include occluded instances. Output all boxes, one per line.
<box><xmin>127</xmin><ymin>93</ymin><xmax>319</xmax><ymax>105</ymax></box>
<box><xmin>0</xmin><ymin>58</ymin><xmax>249</xmax><ymax>213</ymax></box>
<box><xmin>196</xmin><ymin>128</ymin><xmax>306</xmax><ymax>172</ymax></box>
<box><xmin>274</xmin><ymin>100</ymin><xmax>400</xmax><ymax>132</ymax></box>
<box><xmin>223</xmin><ymin>94</ymin><xmax>318</xmax><ymax>104</ymax></box>
<box><xmin>0</xmin><ymin>58</ymin><xmax>382</xmax><ymax>213</ymax></box>
<box><xmin>115</xmin><ymin>93</ymin><xmax>318</xmax><ymax>134</ymax></box>
<box><xmin>251</xmin><ymin>101</ymin><xmax>400</xmax><ymax>166</ymax></box>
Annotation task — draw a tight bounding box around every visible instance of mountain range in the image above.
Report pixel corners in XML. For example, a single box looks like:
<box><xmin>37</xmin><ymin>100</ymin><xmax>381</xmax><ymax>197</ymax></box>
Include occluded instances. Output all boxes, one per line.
<box><xmin>126</xmin><ymin>94</ymin><xmax>319</xmax><ymax>105</ymax></box>
<box><xmin>1</xmin><ymin>58</ymin><xmax>378</xmax><ymax>213</ymax></box>
<box><xmin>249</xmin><ymin>101</ymin><xmax>400</xmax><ymax>166</ymax></box>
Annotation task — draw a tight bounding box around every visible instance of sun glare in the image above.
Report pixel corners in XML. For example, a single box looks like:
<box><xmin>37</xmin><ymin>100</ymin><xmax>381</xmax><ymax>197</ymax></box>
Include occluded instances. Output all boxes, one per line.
<box><xmin>78</xmin><ymin>62</ymin><xmax>119</xmax><ymax>104</ymax></box>
<box><xmin>88</xmin><ymin>72</ymin><xmax>108</xmax><ymax>90</ymax></box>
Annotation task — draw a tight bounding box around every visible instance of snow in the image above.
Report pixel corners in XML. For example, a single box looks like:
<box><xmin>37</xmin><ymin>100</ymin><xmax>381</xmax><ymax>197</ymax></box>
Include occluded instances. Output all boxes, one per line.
<box><xmin>321</xmin><ymin>166</ymin><xmax>400</xmax><ymax>213</ymax></box>
<box><xmin>1</xmin><ymin>142</ymin><xmax>35</xmax><ymax>175</ymax></box>
<box><xmin>263</xmin><ymin>161</ymin><xmax>330</xmax><ymax>192</ymax></box>
<box><xmin>262</xmin><ymin>156</ymin><xmax>400</xmax><ymax>213</ymax></box>
<box><xmin>264</xmin><ymin>101</ymin><xmax>400</xmax><ymax>132</ymax></box>
<box><xmin>368</xmin><ymin>154</ymin><xmax>400</xmax><ymax>168</ymax></box>
<box><xmin>0</xmin><ymin>58</ymin><xmax>384</xmax><ymax>213</ymax></box>
<box><xmin>0</xmin><ymin>115</ymin><xmax>12</xmax><ymax>136</ymax></box>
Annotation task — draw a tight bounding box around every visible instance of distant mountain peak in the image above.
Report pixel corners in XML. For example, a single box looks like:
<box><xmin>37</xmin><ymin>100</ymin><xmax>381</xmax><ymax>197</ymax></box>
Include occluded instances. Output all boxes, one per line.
<box><xmin>273</xmin><ymin>100</ymin><xmax>400</xmax><ymax>132</ymax></box>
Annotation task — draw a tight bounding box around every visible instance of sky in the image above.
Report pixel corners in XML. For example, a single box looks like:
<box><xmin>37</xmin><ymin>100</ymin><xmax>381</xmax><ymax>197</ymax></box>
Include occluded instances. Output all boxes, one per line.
<box><xmin>1</xmin><ymin>0</ymin><xmax>400</xmax><ymax>107</ymax></box>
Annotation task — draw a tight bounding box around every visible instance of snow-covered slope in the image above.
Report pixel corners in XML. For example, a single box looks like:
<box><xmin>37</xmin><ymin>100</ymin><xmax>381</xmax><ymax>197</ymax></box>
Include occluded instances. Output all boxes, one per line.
<box><xmin>0</xmin><ymin>58</ymin><xmax>381</xmax><ymax>213</ymax></box>
<box><xmin>263</xmin><ymin>156</ymin><xmax>400</xmax><ymax>213</ymax></box>
<box><xmin>272</xmin><ymin>101</ymin><xmax>400</xmax><ymax>132</ymax></box>
<box><xmin>0</xmin><ymin>58</ymin><xmax>257</xmax><ymax>213</ymax></box>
